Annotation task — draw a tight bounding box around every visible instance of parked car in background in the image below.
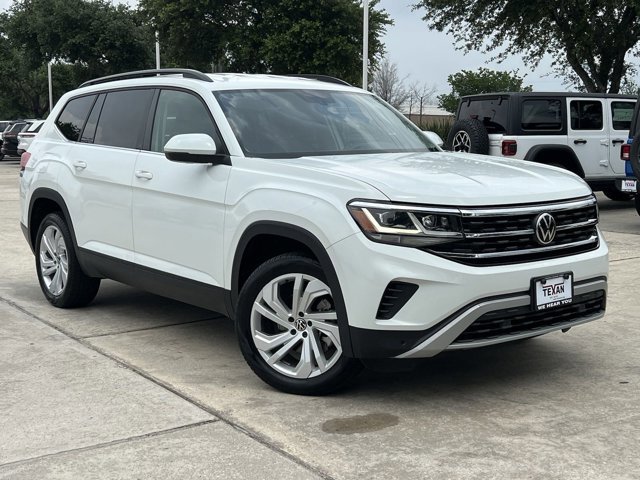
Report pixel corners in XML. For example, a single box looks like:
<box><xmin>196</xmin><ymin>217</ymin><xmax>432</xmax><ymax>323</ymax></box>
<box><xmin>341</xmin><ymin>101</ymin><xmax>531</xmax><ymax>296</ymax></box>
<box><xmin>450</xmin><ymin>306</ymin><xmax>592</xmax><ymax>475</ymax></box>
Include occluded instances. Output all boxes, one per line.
<box><xmin>621</xmin><ymin>95</ymin><xmax>640</xmax><ymax>215</ymax></box>
<box><xmin>0</xmin><ymin>121</ymin><xmax>14</xmax><ymax>159</ymax></box>
<box><xmin>1</xmin><ymin>120</ymin><xmax>32</xmax><ymax>159</ymax></box>
<box><xmin>17</xmin><ymin>120</ymin><xmax>45</xmax><ymax>156</ymax></box>
<box><xmin>448</xmin><ymin>92</ymin><xmax>637</xmax><ymax>201</ymax></box>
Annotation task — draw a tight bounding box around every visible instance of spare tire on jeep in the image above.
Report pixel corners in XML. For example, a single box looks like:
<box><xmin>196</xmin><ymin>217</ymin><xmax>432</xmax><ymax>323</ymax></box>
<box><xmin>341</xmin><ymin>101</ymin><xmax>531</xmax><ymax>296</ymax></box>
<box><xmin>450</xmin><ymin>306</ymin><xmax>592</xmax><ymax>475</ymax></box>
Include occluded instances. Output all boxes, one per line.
<box><xmin>446</xmin><ymin>119</ymin><xmax>489</xmax><ymax>154</ymax></box>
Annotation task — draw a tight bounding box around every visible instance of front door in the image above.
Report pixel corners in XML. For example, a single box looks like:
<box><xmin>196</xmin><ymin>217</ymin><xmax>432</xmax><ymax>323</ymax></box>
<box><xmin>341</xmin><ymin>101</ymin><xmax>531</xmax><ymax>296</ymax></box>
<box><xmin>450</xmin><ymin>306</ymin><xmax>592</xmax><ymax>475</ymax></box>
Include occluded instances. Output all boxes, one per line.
<box><xmin>132</xmin><ymin>88</ymin><xmax>230</xmax><ymax>290</ymax></box>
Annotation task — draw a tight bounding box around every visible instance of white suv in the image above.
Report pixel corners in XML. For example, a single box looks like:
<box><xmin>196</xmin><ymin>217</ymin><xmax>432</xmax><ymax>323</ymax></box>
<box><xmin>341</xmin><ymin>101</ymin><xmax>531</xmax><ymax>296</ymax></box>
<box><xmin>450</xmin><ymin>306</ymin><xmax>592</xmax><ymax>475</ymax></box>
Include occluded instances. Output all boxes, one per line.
<box><xmin>20</xmin><ymin>69</ymin><xmax>608</xmax><ymax>395</ymax></box>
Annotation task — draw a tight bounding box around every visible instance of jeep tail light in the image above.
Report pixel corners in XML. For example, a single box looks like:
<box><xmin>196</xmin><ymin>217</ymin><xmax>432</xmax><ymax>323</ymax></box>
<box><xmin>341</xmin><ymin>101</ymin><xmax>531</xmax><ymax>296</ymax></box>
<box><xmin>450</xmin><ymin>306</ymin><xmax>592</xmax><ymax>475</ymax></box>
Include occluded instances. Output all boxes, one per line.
<box><xmin>621</xmin><ymin>143</ymin><xmax>631</xmax><ymax>161</ymax></box>
<box><xmin>501</xmin><ymin>140</ymin><xmax>517</xmax><ymax>156</ymax></box>
<box><xmin>20</xmin><ymin>152</ymin><xmax>31</xmax><ymax>172</ymax></box>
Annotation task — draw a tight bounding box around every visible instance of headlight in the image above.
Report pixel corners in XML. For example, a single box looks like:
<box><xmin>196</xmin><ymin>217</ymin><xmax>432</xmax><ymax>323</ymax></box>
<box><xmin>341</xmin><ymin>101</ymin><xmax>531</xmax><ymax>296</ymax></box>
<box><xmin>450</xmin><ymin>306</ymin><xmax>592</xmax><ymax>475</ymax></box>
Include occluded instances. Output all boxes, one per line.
<box><xmin>348</xmin><ymin>200</ymin><xmax>464</xmax><ymax>247</ymax></box>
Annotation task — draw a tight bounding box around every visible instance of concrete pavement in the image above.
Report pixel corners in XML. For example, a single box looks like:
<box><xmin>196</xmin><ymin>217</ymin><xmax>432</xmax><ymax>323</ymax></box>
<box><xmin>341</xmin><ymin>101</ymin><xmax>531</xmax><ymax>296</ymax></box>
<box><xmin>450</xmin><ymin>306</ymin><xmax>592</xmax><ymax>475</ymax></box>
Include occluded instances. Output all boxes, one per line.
<box><xmin>1</xmin><ymin>159</ymin><xmax>639</xmax><ymax>479</ymax></box>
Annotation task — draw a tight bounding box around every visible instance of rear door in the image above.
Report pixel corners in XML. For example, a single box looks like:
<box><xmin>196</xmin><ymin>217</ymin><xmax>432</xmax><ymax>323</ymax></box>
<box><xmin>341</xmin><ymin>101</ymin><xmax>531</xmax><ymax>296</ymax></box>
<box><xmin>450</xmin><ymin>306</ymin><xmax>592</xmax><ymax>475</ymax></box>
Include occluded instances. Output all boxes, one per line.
<box><xmin>58</xmin><ymin>89</ymin><xmax>155</xmax><ymax>262</ymax></box>
<box><xmin>607</xmin><ymin>99</ymin><xmax>635</xmax><ymax>175</ymax></box>
<box><xmin>567</xmin><ymin>98</ymin><xmax>608</xmax><ymax>178</ymax></box>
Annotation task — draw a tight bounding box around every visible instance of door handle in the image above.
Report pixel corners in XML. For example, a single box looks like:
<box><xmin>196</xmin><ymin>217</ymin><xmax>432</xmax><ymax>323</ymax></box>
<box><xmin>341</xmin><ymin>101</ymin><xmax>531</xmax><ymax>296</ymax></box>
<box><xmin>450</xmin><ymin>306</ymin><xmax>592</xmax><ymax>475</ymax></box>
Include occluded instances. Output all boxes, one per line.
<box><xmin>73</xmin><ymin>161</ymin><xmax>87</xmax><ymax>170</ymax></box>
<box><xmin>135</xmin><ymin>170</ymin><xmax>154</xmax><ymax>180</ymax></box>
<box><xmin>612</xmin><ymin>139</ymin><xmax>625</xmax><ymax>145</ymax></box>
<box><xmin>573</xmin><ymin>139</ymin><xmax>587</xmax><ymax>145</ymax></box>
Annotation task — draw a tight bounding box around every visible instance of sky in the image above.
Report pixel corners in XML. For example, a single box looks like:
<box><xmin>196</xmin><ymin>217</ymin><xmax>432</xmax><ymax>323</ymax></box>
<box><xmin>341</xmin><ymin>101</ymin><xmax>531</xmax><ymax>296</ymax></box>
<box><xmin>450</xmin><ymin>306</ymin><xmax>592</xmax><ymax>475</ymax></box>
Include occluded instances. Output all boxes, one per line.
<box><xmin>0</xmin><ymin>0</ymin><xmax>568</xmax><ymax>95</ymax></box>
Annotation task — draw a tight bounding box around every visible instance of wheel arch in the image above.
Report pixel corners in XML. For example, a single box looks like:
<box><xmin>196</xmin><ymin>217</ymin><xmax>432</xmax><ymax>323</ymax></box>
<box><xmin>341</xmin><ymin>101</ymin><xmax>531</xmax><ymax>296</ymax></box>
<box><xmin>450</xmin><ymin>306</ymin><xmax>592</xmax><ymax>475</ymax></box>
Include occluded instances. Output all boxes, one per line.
<box><xmin>524</xmin><ymin>145</ymin><xmax>586</xmax><ymax>178</ymax></box>
<box><xmin>27</xmin><ymin>188</ymin><xmax>79</xmax><ymax>253</ymax></box>
<box><xmin>230</xmin><ymin>221</ymin><xmax>354</xmax><ymax>357</ymax></box>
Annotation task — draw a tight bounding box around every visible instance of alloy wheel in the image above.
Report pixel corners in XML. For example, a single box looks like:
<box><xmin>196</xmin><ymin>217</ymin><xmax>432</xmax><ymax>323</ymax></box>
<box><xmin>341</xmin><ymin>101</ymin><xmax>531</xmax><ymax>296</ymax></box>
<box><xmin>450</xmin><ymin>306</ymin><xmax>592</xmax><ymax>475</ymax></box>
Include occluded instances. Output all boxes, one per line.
<box><xmin>452</xmin><ymin>130</ymin><xmax>472</xmax><ymax>152</ymax></box>
<box><xmin>39</xmin><ymin>225</ymin><xmax>69</xmax><ymax>296</ymax></box>
<box><xmin>250</xmin><ymin>273</ymin><xmax>342</xmax><ymax>379</ymax></box>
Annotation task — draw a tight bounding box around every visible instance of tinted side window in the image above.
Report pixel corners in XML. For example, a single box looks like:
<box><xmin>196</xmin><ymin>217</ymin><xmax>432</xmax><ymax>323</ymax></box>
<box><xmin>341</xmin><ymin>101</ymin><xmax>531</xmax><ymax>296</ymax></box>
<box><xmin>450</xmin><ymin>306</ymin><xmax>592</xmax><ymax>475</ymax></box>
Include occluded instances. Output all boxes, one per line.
<box><xmin>521</xmin><ymin>99</ymin><xmax>562</xmax><ymax>131</ymax></box>
<box><xmin>94</xmin><ymin>89</ymin><xmax>155</xmax><ymax>149</ymax></box>
<box><xmin>56</xmin><ymin>95</ymin><xmax>96</xmax><ymax>141</ymax></box>
<box><xmin>150</xmin><ymin>90</ymin><xmax>220</xmax><ymax>153</ymax></box>
<box><xmin>610</xmin><ymin>101</ymin><xmax>634</xmax><ymax>131</ymax></box>
<box><xmin>458</xmin><ymin>97</ymin><xmax>509</xmax><ymax>134</ymax></box>
<box><xmin>570</xmin><ymin>100</ymin><xmax>603</xmax><ymax>130</ymax></box>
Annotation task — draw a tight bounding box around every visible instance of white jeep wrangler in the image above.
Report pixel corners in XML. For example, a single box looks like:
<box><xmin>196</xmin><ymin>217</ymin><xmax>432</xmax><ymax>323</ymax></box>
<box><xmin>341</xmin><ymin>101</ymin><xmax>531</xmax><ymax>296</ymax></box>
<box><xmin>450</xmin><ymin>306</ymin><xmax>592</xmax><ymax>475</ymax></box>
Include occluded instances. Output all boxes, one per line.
<box><xmin>447</xmin><ymin>92</ymin><xmax>637</xmax><ymax>201</ymax></box>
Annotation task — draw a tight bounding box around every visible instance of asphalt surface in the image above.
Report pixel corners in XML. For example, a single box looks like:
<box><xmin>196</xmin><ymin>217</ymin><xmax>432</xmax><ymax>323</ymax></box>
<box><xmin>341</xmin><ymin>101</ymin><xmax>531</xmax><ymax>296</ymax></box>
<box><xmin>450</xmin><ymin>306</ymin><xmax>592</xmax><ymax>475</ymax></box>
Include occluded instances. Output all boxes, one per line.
<box><xmin>1</xmin><ymin>157</ymin><xmax>639</xmax><ymax>479</ymax></box>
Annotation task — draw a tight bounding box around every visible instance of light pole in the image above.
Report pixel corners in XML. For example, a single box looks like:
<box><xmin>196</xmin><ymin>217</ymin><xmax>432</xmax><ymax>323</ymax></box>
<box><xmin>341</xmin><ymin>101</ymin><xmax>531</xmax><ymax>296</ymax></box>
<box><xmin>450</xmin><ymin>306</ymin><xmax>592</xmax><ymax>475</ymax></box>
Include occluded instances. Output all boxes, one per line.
<box><xmin>155</xmin><ymin>31</ymin><xmax>161</xmax><ymax>69</ymax></box>
<box><xmin>362</xmin><ymin>0</ymin><xmax>369</xmax><ymax>90</ymax></box>
<box><xmin>47</xmin><ymin>61</ymin><xmax>53</xmax><ymax>114</ymax></box>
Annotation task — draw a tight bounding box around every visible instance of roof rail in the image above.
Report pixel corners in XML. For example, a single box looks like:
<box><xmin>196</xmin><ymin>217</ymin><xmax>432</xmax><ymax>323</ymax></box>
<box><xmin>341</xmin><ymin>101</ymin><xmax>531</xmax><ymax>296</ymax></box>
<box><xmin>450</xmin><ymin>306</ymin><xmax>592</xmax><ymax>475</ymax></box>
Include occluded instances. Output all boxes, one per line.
<box><xmin>286</xmin><ymin>74</ymin><xmax>352</xmax><ymax>86</ymax></box>
<box><xmin>80</xmin><ymin>68</ymin><xmax>213</xmax><ymax>88</ymax></box>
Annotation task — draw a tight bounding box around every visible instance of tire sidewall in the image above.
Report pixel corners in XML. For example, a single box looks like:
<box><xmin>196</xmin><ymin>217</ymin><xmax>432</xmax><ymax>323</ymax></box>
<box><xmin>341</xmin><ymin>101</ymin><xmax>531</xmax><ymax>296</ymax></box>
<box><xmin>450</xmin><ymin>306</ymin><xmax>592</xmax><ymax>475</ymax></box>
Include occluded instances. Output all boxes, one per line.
<box><xmin>35</xmin><ymin>213</ymin><xmax>77</xmax><ymax>307</ymax></box>
<box><xmin>446</xmin><ymin>118</ymin><xmax>489</xmax><ymax>154</ymax></box>
<box><xmin>236</xmin><ymin>255</ymin><xmax>358</xmax><ymax>395</ymax></box>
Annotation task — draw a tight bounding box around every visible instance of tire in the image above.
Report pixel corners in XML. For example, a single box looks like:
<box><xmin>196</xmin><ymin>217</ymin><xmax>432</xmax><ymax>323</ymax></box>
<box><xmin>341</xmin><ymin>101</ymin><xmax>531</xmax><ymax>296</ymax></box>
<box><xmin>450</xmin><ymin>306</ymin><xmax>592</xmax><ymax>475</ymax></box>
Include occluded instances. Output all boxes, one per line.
<box><xmin>635</xmin><ymin>194</ymin><xmax>640</xmax><ymax>216</ymax></box>
<box><xmin>602</xmin><ymin>187</ymin><xmax>634</xmax><ymax>202</ymax></box>
<box><xmin>446</xmin><ymin>119</ymin><xmax>489</xmax><ymax>154</ymax></box>
<box><xmin>236</xmin><ymin>253</ymin><xmax>362</xmax><ymax>395</ymax></box>
<box><xmin>35</xmin><ymin>213</ymin><xmax>101</xmax><ymax>308</ymax></box>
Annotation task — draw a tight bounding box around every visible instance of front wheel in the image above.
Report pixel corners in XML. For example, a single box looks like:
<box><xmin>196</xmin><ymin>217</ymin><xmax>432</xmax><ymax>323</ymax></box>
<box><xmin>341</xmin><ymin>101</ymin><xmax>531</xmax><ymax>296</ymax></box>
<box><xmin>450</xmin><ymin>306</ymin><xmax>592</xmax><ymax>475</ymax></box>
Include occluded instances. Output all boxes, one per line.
<box><xmin>635</xmin><ymin>194</ymin><xmax>640</xmax><ymax>216</ymax></box>
<box><xmin>35</xmin><ymin>213</ymin><xmax>101</xmax><ymax>308</ymax></box>
<box><xmin>236</xmin><ymin>253</ymin><xmax>362</xmax><ymax>395</ymax></box>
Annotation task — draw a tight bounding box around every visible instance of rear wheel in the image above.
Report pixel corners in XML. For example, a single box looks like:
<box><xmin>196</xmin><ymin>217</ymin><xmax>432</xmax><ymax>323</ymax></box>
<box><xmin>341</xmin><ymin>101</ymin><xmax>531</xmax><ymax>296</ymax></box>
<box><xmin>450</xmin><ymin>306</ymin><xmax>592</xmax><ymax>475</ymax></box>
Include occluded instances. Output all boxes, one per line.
<box><xmin>635</xmin><ymin>194</ymin><xmax>640</xmax><ymax>216</ymax></box>
<box><xmin>35</xmin><ymin>213</ymin><xmax>101</xmax><ymax>308</ymax></box>
<box><xmin>236</xmin><ymin>253</ymin><xmax>361</xmax><ymax>395</ymax></box>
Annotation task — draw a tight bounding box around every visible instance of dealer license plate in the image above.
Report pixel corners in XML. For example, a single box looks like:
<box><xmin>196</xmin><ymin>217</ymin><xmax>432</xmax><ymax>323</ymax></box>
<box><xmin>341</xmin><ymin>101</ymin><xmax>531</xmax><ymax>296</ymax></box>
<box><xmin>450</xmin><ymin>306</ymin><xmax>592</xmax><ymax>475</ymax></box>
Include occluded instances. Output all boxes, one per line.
<box><xmin>533</xmin><ymin>273</ymin><xmax>573</xmax><ymax>311</ymax></box>
<box><xmin>621</xmin><ymin>179</ymin><xmax>637</xmax><ymax>192</ymax></box>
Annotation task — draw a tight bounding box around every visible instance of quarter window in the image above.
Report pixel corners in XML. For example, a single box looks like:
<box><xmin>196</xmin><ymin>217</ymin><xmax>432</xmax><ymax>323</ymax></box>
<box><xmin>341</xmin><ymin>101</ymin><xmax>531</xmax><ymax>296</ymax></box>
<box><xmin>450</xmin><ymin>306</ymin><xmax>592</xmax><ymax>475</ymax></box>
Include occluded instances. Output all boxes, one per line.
<box><xmin>150</xmin><ymin>90</ymin><xmax>220</xmax><ymax>153</ymax></box>
<box><xmin>570</xmin><ymin>100</ymin><xmax>603</xmax><ymax>130</ymax></box>
<box><xmin>56</xmin><ymin>95</ymin><xmax>96</xmax><ymax>141</ymax></box>
<box><xmin>521</xmin><ymin>99</ymin><xmax>562</xmax><ymax>131</ymax></box>
<box><xmin>610</xmin><ymin>101</ymin><xmax>635</xmax><ymax>131</ymax></box>
<box><xmin>94</xmin><ymin>89</ymin><xmax>155</xmax><ymax>149</ymax></box>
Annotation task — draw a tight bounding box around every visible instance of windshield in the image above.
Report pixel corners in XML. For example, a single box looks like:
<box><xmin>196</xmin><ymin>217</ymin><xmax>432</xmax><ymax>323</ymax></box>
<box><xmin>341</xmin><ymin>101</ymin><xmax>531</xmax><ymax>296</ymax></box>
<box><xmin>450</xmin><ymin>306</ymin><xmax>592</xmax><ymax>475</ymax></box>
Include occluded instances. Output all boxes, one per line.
<box><xmin>214</xmin><ymin>89</ymin><xmax>438</xmax><ymax>158</ymax></box>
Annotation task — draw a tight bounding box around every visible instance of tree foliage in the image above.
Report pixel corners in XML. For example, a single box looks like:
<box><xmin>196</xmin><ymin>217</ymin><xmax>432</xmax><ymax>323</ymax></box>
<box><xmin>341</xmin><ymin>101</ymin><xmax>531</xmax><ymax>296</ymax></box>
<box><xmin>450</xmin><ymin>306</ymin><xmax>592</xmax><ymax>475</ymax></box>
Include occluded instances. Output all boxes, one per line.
<box><xmin>140</xmin><ymin>0</ymin><xmax>391</xmax><ymax>86</ymax></box>
<box><xmin>0</xmin><ymin>0</ymin><xmax>153</xmax><ymax>118</ymax></box>
<box><xmin>438</xmin><ymin>68</ymin><xmax>532</xmax><ymax>113</ymax></box>
<box><xmin>413</xmin><ymin>0</ymin><xmax>640</xmax><ymax>93</ymax></box>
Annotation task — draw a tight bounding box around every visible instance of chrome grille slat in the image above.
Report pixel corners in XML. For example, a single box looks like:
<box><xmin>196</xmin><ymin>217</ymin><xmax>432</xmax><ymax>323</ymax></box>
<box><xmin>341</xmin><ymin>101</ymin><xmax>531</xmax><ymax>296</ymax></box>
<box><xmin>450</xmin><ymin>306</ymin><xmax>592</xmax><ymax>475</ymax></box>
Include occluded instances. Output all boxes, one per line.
<box><xmin>425</xmin><ymin>196</ymin><xmax>599</xmax><ymax>266</ymax></box>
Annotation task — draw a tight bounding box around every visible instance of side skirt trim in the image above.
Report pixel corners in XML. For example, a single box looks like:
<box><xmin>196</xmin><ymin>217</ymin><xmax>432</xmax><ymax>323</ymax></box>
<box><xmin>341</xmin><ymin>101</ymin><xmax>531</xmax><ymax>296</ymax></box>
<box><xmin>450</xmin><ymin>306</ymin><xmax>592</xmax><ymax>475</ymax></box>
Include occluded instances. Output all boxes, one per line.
<box><xmin>77</xmin><ymin>248</ymin><xmax>230</xmax><ymax>317</ymax></box>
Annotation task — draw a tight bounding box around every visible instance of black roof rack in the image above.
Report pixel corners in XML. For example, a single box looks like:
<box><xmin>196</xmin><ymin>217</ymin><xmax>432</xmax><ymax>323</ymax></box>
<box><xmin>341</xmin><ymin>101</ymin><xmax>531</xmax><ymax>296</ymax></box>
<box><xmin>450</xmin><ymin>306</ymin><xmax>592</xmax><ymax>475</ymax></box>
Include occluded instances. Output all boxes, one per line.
<box><xmin>80</xmin><ymin>68</ymin><xmax>213</xmax><ymax>88</ymax></box>
<box><xmin>286</xmin><ymin>74</ymin><xmax>352</xmax><ymax>86</ymax></box>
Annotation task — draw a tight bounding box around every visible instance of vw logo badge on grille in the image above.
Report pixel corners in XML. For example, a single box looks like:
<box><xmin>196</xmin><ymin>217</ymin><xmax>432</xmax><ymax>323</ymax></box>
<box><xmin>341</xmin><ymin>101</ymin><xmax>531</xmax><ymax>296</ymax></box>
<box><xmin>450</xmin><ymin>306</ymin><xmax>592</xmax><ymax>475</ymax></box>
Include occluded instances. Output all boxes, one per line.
<box><xmin>534</xmin><ymin>212</ymin><xmax>557</xmax><ymax>245</ymax></box>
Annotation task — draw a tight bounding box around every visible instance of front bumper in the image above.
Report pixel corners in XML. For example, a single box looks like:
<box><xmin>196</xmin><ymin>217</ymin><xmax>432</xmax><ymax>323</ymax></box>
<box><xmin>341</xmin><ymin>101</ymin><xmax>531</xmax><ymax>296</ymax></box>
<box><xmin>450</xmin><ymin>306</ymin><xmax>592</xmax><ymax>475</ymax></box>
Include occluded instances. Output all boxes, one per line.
<box><xmin>328</xmin><ymin>230</ymin><xmax>608</xmax><ymax>359</ymax></box>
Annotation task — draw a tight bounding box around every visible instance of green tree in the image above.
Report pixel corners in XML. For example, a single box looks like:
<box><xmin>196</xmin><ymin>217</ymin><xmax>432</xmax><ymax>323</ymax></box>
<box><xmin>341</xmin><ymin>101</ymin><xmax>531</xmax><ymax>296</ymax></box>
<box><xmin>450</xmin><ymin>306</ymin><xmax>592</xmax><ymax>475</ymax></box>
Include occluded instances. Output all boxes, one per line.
<box><xmin>7</xmin><ymin>0</ymin><xmax>154</xmax><ymax>80</ymax></box>
<box><xmin>413</xmin><ymin>0</ymin><xmax>640</xmax><ymax>93</ymax></box>
<box><xmin>140</xmin><ymin>0</ymin><xmax>391</xmax><ymax>86</ymax></box>
<box><xmin>438</xmin><ymin>68</ymin><xmax>532</xmax><ymax>113</ymax></box>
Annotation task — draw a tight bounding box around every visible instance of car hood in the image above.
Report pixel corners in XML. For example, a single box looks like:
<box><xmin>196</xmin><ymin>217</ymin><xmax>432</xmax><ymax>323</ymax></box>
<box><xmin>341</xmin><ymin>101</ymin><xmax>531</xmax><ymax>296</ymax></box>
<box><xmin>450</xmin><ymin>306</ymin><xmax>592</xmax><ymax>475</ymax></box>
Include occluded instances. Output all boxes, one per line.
<box><xmin>279</xmin><ymin>151</ymin><xmax>592</xmax><ymax>206</ymax></box>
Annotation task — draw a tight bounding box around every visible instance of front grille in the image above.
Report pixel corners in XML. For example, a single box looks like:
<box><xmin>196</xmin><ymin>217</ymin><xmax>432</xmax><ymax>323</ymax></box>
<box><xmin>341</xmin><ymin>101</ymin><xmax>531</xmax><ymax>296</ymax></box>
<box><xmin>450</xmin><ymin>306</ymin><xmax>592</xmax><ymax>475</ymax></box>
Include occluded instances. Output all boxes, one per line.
<box><xmin>452</xmin><ymin>290</ymin><xmax>605</xmax><ymax>345</ymax></box>
<box><xmin>424</xmin><ymin>196</ymin><xmax>599</xmax><ymax>266</ymax></box>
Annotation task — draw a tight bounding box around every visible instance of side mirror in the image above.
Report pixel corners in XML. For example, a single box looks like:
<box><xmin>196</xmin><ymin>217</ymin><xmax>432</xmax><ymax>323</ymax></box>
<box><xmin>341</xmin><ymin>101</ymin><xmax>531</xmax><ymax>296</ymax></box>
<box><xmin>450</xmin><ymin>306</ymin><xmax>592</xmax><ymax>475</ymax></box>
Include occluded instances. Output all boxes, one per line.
<box><xmin>422</xmin><ymin>130</ymin><xmax>444</xmax><ymax>148</ymax></box>
<box><xmin>164</xmin><ymin>133</ymin><xmax>220</xmax><ymax>164</ymax></box>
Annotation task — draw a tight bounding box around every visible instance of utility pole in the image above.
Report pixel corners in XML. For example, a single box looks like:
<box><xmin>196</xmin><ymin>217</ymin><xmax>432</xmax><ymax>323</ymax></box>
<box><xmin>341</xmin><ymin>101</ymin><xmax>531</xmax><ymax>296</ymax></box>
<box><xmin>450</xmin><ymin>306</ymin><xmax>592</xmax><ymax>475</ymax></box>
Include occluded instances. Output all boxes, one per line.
<box><xmin>362</xmin><ymin>0</ymin><xmax>369</xmax><ymax>90</ymax></box>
